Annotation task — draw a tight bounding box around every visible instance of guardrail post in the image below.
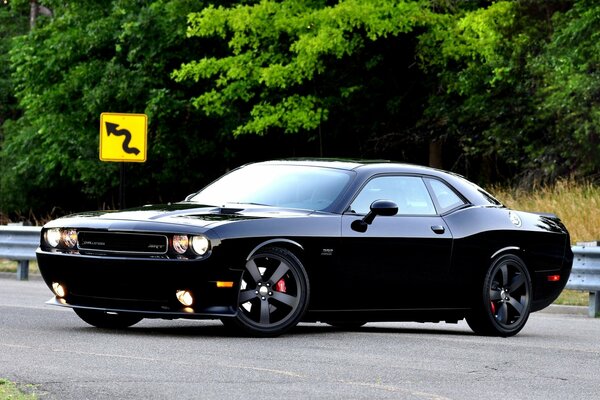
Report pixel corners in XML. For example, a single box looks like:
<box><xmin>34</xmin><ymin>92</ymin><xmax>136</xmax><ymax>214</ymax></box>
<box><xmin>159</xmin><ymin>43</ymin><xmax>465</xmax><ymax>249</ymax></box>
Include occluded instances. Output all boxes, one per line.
<box><xmin>17</xmin><ymin>260</ymin><xmax>29</xmax><ymax>281</ymax></box>
<box><xmin>590</xmin><ymin>292</ymin><xmax>600</xmax><ymax>318</ymax></box>
<box><xmin>568</xmin><ymin>244</ymin><xmax>600</xmax><ymax>318</ymax></box>
<box><xmin>1</xmin><ymin>225</ymin><xmax>41</xmax><ymax>280</ymax></box>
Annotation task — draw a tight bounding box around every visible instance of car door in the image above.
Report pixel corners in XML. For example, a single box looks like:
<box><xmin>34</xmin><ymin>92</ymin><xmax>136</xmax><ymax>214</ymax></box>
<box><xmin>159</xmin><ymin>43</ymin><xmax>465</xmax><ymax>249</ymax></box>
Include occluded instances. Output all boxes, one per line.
<box><xmin>335</xmin><ymin>175</ymin><xmax>455</xmax><ymax>310</ymax></box>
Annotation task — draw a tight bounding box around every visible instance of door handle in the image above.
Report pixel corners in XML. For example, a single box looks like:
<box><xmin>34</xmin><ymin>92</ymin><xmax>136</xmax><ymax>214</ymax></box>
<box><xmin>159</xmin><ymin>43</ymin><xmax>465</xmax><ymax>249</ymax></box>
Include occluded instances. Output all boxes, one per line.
<box><xmin>431</xmin><ymin>225</ymin><xmax>445</xmax><ymax>234</ymax></box>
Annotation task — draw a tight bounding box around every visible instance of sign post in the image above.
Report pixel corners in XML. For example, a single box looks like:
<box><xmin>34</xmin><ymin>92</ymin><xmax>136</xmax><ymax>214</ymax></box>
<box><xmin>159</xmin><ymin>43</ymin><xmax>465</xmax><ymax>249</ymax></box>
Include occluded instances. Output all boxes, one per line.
<box><xmin>99</xmin><ymin>113</ymin><xmax>148</xmax><ymax>208</ymax></box>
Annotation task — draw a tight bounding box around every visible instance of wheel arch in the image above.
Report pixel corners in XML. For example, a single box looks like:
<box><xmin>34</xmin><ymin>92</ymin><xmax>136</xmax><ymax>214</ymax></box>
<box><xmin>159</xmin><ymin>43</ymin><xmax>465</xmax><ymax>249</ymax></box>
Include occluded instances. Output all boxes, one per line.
<box><xmin>488</xmin><ymin>245</ymin><xmax>536</xmax><ymax>288</ymax></box>
<box><xmin>490</xmin><ymin>246</ymin><xmax>523</xmax><ymax>261</ymax></box>
<box><xmin>462</xmin><ymin>245</ymin><xmax>533</xmax><ymax>301</ymax></box>
<box><xmin>246</xmin><ymin>238</ymin><xmax>305</xmax><ymax>261</ymax></box>
<box><xmin>489</xmin><ymin>245</ymin><xmax>535</xmax><ymax>280</ymax></box>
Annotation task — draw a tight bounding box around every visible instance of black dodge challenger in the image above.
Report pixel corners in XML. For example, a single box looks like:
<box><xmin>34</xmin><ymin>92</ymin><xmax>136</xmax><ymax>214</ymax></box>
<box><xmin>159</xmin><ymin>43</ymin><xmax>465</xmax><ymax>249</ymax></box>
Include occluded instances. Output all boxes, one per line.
<box><xmin>37</xmin><ymin>160</ymin><xmax>573</xmax><ymax>337</ymax></box>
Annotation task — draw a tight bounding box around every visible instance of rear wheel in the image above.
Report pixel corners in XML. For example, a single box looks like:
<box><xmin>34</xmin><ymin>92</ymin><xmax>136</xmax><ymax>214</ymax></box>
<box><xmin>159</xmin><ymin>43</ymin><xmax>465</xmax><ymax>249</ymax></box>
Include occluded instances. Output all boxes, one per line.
<box><xmin>223</xmin><ymin>247</ymin><xmax>310</xmax><ymax>337</ymax></box>
<box><xmin>466</xmin><ymin>254</ymin><xmax>532</xmax><ymax>337</ymax></box>
<box><xmin>74</xmin><ymin>308</ymin><xmax>143</xmax><ymax>329</ymax></box>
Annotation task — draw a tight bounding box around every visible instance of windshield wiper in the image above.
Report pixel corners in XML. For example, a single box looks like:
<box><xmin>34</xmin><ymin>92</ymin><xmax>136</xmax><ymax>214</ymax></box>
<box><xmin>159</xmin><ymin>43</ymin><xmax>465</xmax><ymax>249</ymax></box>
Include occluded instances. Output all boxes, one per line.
<box><xmin>224</xmin><ymin>202</ymin><xmax>271</xmax><ymax>207</ymax></box>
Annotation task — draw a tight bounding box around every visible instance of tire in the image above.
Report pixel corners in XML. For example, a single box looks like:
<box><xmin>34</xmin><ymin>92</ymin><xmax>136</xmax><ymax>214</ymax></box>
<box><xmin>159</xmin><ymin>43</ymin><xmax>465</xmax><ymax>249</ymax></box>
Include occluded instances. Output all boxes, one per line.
<box><xmin>74</xmin><ymin>308</ymin><xmax>143</xmax><ymax>329</ymax></box>
<box><xmin>466</xmin><ymin>254</ymin><xmax>532</xmax><ymax>337</ymax></box>
<box><xmin>223</xmin><ymin>247</ymin><xmax>310</xmax><ymax>337</ymax></box>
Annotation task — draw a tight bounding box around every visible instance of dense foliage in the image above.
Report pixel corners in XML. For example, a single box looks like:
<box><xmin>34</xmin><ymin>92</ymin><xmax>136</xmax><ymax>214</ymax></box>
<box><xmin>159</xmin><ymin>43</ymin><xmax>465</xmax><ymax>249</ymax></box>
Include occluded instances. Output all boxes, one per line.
<box><xmin>0</xmin><ymin>2</ymin><xmax>28</xmax><ymax>134</ymax></box>
<box><xmin>1</xmin><ymin>0</ymin><xmax>226</xmax><ymax>216</ymax></box>
<box><xmin>173</xmin><ymin>0</ymin><xmax>431</xmax><ymax>160</ymax></box>
<box><xmin>0</xmin><ymin>0</ymin><xmax>598</xmax><ymax>219</ymax></box>
<box><xmin>419</xmin><ymin>0</ymin><xmax>599</xmax><ymax>183</ymax></box>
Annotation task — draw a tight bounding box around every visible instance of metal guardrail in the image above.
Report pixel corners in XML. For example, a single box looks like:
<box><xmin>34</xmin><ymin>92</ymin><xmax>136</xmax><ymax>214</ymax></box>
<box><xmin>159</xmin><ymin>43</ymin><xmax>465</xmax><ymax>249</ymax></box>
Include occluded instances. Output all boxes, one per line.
<box><xmin>567</xmin><ymin>244</ymin><xmax>600</xmax><ymax>317</ymax></box>
<box><xmin>0</xmin><ymin>226</ymin><xmax>42</xmax><ymax>281</ymax></box>
<box><xmin>0</xmin><ymin>226</ymin><xmax>599</xmax><ymax>316</ymax></box>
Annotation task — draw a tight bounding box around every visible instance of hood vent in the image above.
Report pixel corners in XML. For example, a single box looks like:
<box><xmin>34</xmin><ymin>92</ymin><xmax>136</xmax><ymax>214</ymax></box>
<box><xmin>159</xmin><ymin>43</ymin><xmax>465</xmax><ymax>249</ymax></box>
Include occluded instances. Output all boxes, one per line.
<box><xmin>218</xmin><ymin>207</ymin><xmax>243</xmax><ymax>215</ymax></box>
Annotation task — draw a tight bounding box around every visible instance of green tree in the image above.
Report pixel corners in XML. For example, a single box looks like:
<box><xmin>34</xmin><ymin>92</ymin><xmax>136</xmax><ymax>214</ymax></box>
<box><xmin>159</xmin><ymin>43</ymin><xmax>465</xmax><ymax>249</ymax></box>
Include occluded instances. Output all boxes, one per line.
<box><xmin>1</xmin><ymin>0</ymin><xmax>224</xmax><ymax>216</ymax></box>
<box><xmin>0</xmin><ymin>1</ymin><xmax>29</xmax><ymax>139</ymax></box>
<box><xmin>532</xmin><ymin>0</ymin><xmax>600</xmax><ymax>179</ymax></box>
<box><xmin>3</xmin><ymin>0</ymin><xmax>598</xmax><ymax>219</ymax></box>
<box><xmin>417</xmin><ymin>0</ymin><xmax>599</xmax><ymax>184</ymax></box>
<box><xmin>173</xmin><ymin>0</ymin><xmax>434</xmax><ymax>159</ymax></box>
<box><xmin>0</xmin><ymin>1</ymin><xmax>30</xmax><ymax>221</ymax></box>
<box><xmin>418</xmin><ymin>1</ymin><xmax>545</xmax><ymax>181</ymax></box>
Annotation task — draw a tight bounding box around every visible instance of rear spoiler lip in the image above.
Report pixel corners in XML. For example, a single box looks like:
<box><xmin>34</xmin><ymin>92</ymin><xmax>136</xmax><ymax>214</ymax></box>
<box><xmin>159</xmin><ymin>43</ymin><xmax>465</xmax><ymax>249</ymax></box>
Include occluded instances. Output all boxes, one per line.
<box><xmin>532</xmin><ymin>212</ymin><xmax>559</xmax><ymax>219</ymax></box>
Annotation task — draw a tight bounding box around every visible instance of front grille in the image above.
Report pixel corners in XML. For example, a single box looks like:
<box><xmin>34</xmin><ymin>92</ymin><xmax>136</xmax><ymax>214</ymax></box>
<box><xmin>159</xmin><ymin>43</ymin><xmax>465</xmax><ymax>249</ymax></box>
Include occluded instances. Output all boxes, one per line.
<box><xmin>77</xmin><ymin>231</ymin><xmax>168</xmax><ymax>254</ymax></box>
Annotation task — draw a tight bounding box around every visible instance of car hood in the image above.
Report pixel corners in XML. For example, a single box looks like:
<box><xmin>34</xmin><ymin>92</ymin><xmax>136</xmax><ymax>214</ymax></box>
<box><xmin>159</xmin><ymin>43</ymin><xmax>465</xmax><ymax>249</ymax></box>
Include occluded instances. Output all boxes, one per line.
<box><xmin>44</xmin><ymin>202</ymin><xmax>318</xmax><ymax>231</ymax></box>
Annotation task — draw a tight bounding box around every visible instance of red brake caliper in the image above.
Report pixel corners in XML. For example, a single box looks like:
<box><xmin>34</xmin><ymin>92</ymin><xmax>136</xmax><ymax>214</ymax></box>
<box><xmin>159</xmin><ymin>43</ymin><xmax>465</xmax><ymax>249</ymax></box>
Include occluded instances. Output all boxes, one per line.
<box><xmin>275</xmin><ymin>278</ymin><xmax>287</xmax><ymax>293</ymax></box>
<box><xmin>490</xmin><ymin>301</ymin><xmax>496</xmax><ymax>315</ymax></box>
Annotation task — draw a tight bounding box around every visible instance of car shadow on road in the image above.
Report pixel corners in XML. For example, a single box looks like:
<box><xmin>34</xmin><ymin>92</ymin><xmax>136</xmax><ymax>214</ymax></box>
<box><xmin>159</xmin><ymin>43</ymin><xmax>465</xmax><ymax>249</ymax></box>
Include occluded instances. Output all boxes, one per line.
<box><xmin>296</xmin><ymin>323</ymin><xmax>475</xmax><ymax>337</ymax></box>
<box><xmin>70</xmin><ymin>321</ymin><xmax>475</xmax><ymax>338</ymax></box>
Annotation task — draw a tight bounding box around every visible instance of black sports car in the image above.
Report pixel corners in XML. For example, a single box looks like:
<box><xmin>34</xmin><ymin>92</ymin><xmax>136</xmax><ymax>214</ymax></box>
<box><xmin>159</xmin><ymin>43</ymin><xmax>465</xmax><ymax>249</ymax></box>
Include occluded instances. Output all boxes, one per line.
<box><xmin>36</xmin><ymin>160</ymin><xmax>573</xmax><ymax>337</ymax></box>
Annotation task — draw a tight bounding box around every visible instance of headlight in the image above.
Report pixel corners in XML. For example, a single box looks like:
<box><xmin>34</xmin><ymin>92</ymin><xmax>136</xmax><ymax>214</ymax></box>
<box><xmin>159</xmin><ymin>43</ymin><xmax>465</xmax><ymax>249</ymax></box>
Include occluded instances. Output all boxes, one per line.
<box><xmin>45</xmin><ymin>228</ymin><xmax>61</xmax><ymax>248</ymax></box>
<box><xmin>172</xmin><ymin>235</ymin><xmax>189</xmax><ymax>254</ymax></box>
<box><xmin>62</xmin><ymin>229</ymin><xmax>78</xmax><ymax>248</ymax></box>
<box><xmin>191</xmin><ymin>235</ymin><xmax>210</xmax><ymax>255</ymax></box>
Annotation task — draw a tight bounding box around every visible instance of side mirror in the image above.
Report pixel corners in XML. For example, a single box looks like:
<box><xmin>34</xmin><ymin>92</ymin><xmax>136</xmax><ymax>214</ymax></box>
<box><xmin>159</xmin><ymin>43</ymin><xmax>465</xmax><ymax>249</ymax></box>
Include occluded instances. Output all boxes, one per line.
<box><xmin>351</xmin><ymin>200</ymin><xmax>398</xmax><ymax>233</ymax></box>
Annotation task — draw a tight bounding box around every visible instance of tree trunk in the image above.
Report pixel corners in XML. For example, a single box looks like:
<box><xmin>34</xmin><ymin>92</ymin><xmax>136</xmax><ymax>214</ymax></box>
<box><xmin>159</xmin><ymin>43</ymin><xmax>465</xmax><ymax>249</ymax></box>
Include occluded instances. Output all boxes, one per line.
<box><xmin>29</xmin><ymin>1</ymin><xmax>39</xmax><ymax>30</ymax></box>
<box><xmin>429</xmin><ymin>139</ymin><xmax>443</xmax><ymax>169</ymax></box>
<box><xmin>29</xmin><ymin>1</ymin><xmax>52</xmax><ymax>30</ymax></box>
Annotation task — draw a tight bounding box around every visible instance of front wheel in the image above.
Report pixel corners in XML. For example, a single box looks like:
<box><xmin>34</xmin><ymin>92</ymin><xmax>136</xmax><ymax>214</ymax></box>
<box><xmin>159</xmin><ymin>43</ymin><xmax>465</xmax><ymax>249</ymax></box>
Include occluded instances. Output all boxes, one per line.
<box><xmin>74</xmin><ymin>308</ymin><xmax>143</xmax><ymax>329</ymax></box>
<box><xmin>466</xmin><ymin>254</ymin><xmax>532</xmax><ymax>337</ymax></box>
<box><xmin>223</xmin><ymin>247</ymin><xmax>310</xmax><ymax>337</ymax></box>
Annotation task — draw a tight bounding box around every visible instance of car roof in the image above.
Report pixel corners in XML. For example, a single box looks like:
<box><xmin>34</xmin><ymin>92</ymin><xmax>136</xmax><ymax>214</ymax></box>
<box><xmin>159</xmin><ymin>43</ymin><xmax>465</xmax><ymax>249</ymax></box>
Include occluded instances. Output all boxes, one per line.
<box><xmin>255</xmin><ymin>159</ymin><xmax>454</xmax><ymax>176</ymax></box>
<box><xmin>251</xmin><ymin>159</ymin><xmax>502</xmax><ymax>207</ymax></box>
<box><xmin>254</xmin><ymin>159</ymin><xmax>381</xmax><ymax>170</ymax></box>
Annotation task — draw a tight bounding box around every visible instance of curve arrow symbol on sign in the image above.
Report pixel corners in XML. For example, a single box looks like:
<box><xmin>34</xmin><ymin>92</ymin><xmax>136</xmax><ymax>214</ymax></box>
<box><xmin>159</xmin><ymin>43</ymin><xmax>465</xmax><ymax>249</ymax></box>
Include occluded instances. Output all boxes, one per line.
<box><xmin>105</xmin><ymin>122</ymin><xmax>141</xmax><ymax>155</ymax></box>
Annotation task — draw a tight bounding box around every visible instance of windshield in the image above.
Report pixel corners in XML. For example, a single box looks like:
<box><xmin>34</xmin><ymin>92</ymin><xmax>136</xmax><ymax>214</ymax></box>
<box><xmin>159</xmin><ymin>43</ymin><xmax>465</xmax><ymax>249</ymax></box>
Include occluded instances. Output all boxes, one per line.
<box><xmin>188</xmin><ymin>164</ymin><xmax>354</xmax><ymax>211</ymax></box>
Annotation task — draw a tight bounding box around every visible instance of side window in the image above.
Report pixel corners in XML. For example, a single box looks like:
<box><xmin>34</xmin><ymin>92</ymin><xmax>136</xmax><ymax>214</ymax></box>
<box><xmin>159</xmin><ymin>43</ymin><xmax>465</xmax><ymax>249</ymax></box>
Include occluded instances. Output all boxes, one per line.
<box><xmin>350</xmin><ymin>176</ymin><xmax>436</xmax><ymax>215</ymax></box>
<box><xmin>427</xmin><ymin>179</ymin><xmax>465</xmax><ymax>214</ymax></box>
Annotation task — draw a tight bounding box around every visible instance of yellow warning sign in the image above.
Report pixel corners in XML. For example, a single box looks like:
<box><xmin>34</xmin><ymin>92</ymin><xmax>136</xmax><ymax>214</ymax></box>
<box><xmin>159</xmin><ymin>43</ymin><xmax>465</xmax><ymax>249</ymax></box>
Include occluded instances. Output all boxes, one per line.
<box><xmin>99</xmin><ymin>113</ymin><xmax>147</xmax><ymax>162</ymax></box>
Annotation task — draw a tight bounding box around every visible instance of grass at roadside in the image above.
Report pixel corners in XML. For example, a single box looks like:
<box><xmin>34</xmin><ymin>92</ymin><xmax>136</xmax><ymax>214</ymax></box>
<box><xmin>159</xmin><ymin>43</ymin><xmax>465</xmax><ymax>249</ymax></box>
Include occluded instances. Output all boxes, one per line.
<box><xmin>0</xmin><ymin>259</ymin><xmax>39</xmax><ymax>274</ymax></box>
<box><xmin>0</xmin><ymin>379</ymin><xmax>38</xmax><ymax>400</ymax></box>
<box><xmin>493</xmin><ymin>181</ymin><xmax>597</xmax><ymax>308</ymax></box>
<box><xmin>492</xmin><ymin>180</ymin><xmax>600</xmax><ymax>244</ymax></box>
<box><xmin>554</xmin><ymin>289</ymin><xmax>589</xmax><ymax>306</ymax></box>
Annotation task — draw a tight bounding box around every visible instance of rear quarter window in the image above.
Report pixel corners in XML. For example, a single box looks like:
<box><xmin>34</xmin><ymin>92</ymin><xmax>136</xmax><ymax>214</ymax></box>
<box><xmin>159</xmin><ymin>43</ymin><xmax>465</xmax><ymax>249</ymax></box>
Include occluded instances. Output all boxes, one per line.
<box><xmin>426</xmin><ymin>178</ymin><xmax>466</xmax><ymax>214</ymax></box>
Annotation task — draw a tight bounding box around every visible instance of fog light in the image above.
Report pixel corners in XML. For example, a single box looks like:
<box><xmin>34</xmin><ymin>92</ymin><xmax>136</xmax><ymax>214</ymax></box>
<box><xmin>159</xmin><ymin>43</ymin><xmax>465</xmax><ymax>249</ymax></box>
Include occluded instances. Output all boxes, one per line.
<box><xmin>52</xmin><ymin>282</ymin><xmax>66</xmax><ymax>298</ymax></box>
<box><xmin>176</xmin><ymin>290</ymin><xmax>194</xmax><ymax>306</ymax></box>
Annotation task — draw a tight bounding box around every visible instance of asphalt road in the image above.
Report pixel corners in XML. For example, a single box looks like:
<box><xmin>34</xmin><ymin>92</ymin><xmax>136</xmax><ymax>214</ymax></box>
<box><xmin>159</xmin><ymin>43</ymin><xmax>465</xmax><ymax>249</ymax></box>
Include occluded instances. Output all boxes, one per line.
<box><xmin>1</xmin><ymin>277</ymin><xmax>599</xmax><ymax>400</ymax></box>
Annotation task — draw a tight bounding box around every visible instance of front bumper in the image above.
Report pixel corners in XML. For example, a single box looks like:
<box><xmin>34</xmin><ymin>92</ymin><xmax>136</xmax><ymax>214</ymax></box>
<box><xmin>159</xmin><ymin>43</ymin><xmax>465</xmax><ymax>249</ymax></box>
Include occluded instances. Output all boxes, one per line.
<box><xmin>36</xmin><ymin>249</ymin><xmax>242</xmax><ymax>318</ymax></box>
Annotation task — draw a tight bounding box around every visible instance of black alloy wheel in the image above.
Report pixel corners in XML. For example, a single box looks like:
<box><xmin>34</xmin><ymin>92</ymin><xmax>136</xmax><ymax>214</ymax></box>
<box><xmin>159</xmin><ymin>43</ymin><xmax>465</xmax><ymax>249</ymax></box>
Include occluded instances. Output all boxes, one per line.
<box><xmin>73</xmin><ymin>308</ymin><xmax>143</xmax><ymax>329</ymax></box>
<box><xmin>466</xmin><ymin>254</ymin><xmax>532</xmax><ymax>337</ymax></box>
<box><xmin>224</xmin><ymin>247</ymin><xmax>310</xmax><ymax>337</ymax></box>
